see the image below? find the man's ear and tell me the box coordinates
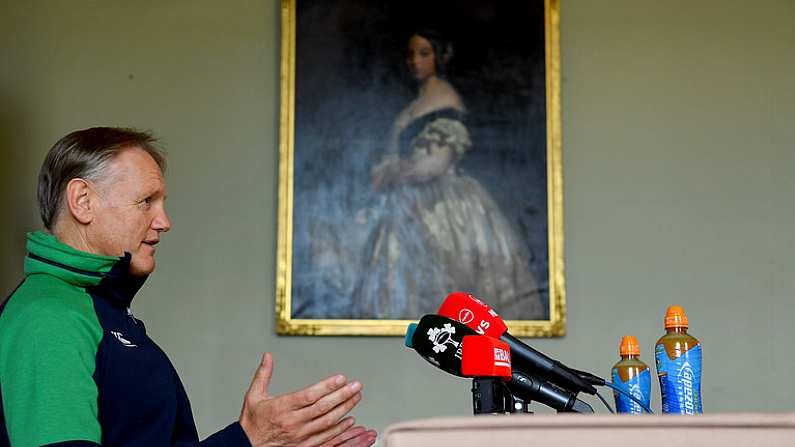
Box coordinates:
[64,178,95,225]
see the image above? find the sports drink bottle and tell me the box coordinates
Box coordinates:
[611,335,651,414]
[655,305,703,414]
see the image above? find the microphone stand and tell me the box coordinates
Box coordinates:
[471,375,594,414]
[471,378,532,415]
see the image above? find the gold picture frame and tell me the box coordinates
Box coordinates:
[276,0,564,336]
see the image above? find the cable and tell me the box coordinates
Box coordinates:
[569,369,654,414]
[603,382,654,414]
[595,390,615,413]
[568,368,655,414]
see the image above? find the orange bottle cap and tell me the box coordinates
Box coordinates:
[664,305,689,329]
[619,335,641,356]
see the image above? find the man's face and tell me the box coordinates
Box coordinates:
[87,147,171,276]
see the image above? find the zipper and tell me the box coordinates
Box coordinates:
[28,252,107,278]
[126,307,138,325]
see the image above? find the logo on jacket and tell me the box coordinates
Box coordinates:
[111,331,138,348]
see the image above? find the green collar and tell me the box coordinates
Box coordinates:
[24,231,147,307]
[25,231,121,287]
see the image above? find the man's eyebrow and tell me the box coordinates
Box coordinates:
[138,183,165,198]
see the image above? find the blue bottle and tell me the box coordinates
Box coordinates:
[655,305,703,414]
[611,335,651,414]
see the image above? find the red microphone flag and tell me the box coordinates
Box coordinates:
[438,292,508,338]
[461,335,512,378]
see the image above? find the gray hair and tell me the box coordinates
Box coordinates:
[37,127,166,230]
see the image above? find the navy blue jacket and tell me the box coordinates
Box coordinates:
[0,232,251,447]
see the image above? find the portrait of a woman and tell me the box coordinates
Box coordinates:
[351,30,544,320]
[285,1,554,330]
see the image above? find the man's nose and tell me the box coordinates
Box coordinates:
[153,208,172,233]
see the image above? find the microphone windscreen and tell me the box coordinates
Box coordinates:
[439,295,598,395]
[438,292,508,338]
[411,314,478,377]
[404,323,417,348]
[461,335,512,378]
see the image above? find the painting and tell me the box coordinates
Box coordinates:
[276,0,564,336]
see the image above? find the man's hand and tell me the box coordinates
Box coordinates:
[317,424,377,447]
[239,353,377,447]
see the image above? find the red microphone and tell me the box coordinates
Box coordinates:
[460,334,593,413]
[439,292,597,395]
[461,335,512,378]
[438,292,507,337]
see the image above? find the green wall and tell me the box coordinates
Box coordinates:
[1,0,794,437]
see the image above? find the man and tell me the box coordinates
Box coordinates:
[0,128,377,447]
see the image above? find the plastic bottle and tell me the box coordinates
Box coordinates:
[655,305,703,414]
[611,335,651,414]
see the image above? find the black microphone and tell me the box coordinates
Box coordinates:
[458,333,592,413]
[409,314,478,376]
[406,315,593,413]
[509,372,593,413]
[500,334,597,395]
[438,292,597,395]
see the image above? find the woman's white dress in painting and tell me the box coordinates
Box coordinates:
[352,108,544,320]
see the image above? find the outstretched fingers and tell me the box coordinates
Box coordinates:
[292,380,362,422]
[331,428,378,447]
[318,424,377,447]
[284,374,349,411]
[298,416,357,447]
[292,389,362,441]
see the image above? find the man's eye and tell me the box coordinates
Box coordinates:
[140,198,152,209]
